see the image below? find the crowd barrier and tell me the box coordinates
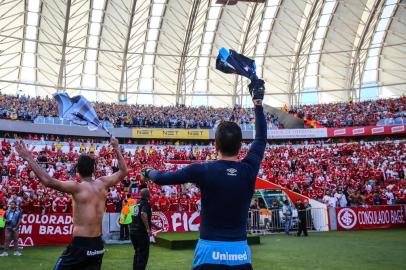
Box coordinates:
[1,118,405,140]
[247,208,328,234]
[3,207,328,247]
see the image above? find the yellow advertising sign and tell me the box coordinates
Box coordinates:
[132,128,209,140]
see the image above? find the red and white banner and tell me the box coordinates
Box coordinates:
[152,211,200,233]
[264,125,406,139]
[328,125,406,138]
[267,128,327,139]
[336,205,406,231]
[15,214,74,247]
[9,212,201,247]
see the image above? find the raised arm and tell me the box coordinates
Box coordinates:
[142,163,204,186]
[14,141,79,194]
[242,99,267,171]
[99,138,128,188]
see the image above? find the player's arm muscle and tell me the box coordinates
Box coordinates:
[100,145,128,188]
[148,163,204,186]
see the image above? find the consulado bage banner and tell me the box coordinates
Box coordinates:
[132,128,209,140]
[336,205,406,231]
[10,212,201,247]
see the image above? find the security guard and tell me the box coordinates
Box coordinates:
[295,199,309,237]
[130,188,152,270]
[119,199,134,240]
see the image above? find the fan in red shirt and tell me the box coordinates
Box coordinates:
[65,196,73,213]
[52,193,67,213]
[8,162,17,176]
[32,195,42,214]
[150,194,160,211]
[189,196,198,212]
[179,194,189,212]
[106,195,116,213]
[169,193,180,212]
[158,194,170,212]
[20,195,33,213]
[42,194,53,214]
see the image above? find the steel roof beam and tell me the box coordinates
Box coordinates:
[118,0,137,103]
[57,0,72,91]
[175,0,201,105]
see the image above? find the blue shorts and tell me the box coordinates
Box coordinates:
[192,239,253,270]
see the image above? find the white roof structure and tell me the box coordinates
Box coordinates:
[0,0,405,107]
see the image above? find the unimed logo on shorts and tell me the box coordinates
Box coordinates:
[337,208,357,229]
[212,251,247,261]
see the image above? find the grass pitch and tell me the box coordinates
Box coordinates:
[1,229,405,270]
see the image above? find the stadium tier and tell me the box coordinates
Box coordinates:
[0,94,281,129]
[290,97,406,128]
[1,138,405,215]
[1,94,405,130]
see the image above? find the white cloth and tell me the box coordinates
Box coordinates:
[328,196,337,208]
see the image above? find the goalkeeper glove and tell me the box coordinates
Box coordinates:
[248,79,265,102]
[140,167,153,180]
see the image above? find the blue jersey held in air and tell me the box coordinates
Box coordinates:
[149,106,267,241]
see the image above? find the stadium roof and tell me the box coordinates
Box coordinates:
[0,0,405,107]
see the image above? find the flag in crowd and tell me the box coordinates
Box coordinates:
[53,92,112,137]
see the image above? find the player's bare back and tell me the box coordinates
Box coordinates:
[70,179,107,237]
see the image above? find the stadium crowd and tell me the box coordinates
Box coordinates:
[290,96,406,127]
[0,138,405,215]
[259,140,406,207]
[0,94,280,129]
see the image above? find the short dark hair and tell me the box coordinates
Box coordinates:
[76,155,95,178]
[215,121,242,156]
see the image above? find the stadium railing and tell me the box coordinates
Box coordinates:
[32,116,278,131]
[34,116,115,129]
[247,208,322,234]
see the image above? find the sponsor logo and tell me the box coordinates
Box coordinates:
[337,208,357,229]
[136,129,153,135]
[334,129,346,136]
[152,212,169,232]
[87,249,105,256]
[227,168,237,176]
[352,128,365,135]
[212,251,248,261]
[371,127,384,134]
[10,237,34,247]
[391,126,405,133]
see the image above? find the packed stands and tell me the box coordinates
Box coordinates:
[0,138,405,214]
[258,140,406,207]
[290,97,406,127]
[0,94,280,129]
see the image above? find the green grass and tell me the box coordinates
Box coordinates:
[1,230,406,270]
[158,232,200,240]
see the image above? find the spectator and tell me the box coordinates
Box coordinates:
[282,200,293,235]
[1,201,22,256]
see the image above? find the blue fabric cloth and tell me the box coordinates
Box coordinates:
[53,93,111,136]
[149,106,267,241]
[216,48,258,81]
[5,209,22,229]
[192,239,251,268]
